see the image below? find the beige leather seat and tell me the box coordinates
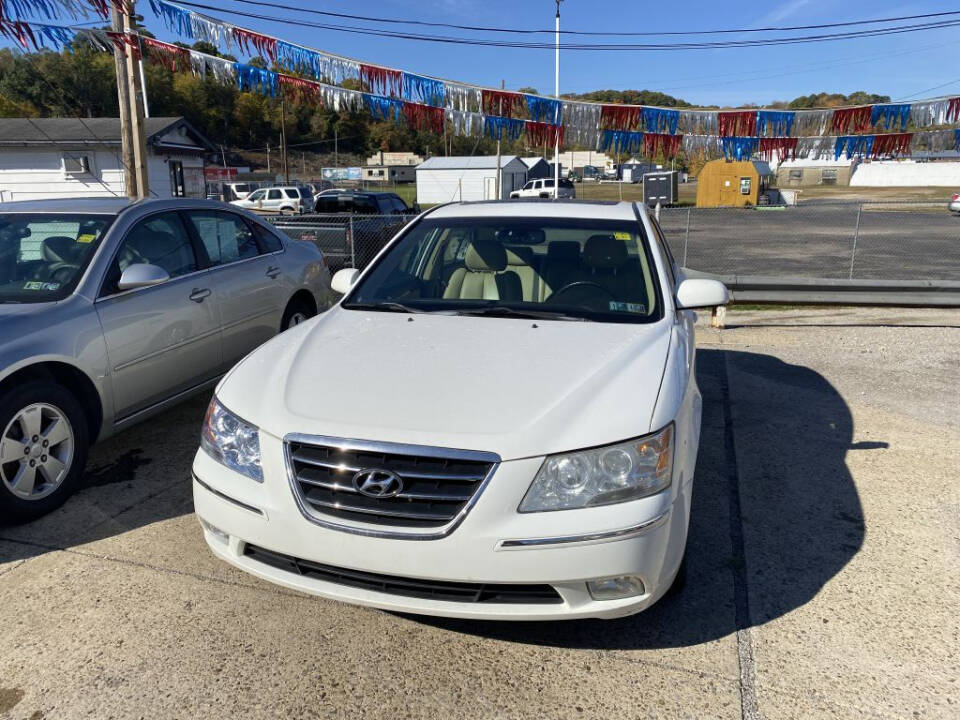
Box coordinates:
[503,246,545,302]
[444,240,522,301]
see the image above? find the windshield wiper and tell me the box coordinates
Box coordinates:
[453,306,589,322]
[342,301,430,314]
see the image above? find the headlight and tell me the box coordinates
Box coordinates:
[519,425,673,512]
[200,398,263,482]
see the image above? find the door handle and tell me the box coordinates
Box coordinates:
[189,288,211,303]
[265,266,281,279]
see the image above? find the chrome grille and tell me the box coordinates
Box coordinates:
[286,436,498,533]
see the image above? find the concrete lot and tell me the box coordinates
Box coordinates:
[1,308,958,719]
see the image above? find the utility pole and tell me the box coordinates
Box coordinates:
[111,5,136,198]
[266,142,271,173]
[554,0,563,199]
[123,1,149,197]
[334,126,339,167]
[495,79,503,200]
[302,152,306,176]
[220,145,227,168]
[280,96,289,183]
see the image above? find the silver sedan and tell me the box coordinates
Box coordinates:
[0,197,332,520]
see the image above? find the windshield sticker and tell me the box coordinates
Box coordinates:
[76,233,96,244]
[614,232,631,241]
[609,301,646,313]
[22,281,60,291]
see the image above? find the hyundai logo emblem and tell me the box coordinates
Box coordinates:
[352,469,404,498]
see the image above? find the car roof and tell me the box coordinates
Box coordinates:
[0,197,139,214]
[428,200,643,221]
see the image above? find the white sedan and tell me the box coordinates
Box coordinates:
[192,200,728,620]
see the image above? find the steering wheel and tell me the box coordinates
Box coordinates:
[47,263,80,285]
[547,281,617,306]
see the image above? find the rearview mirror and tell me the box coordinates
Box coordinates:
[117,263,169,291]
[675,278,729,309]
[331,268,360,295]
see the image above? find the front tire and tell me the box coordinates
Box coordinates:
[281,296,316,331]
[0,381,89,521]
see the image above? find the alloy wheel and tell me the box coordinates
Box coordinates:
[0,403,75,501]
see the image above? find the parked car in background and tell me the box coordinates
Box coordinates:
[510,178,576,199]
[269,191,419,272]
[193,200,729,620]
[232,187,311,214]
[949,192,960,214]
[0,197,331,520]
[224,182,258,201]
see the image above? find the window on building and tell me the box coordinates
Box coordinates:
[62,155,90,174]
[821,169,838,185]
[169,161,185,197]
[788,168,803,182]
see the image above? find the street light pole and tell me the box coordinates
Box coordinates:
[554,0,562,199]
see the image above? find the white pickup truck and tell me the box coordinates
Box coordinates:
[510,178,576,199]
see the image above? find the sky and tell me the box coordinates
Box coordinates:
[11,0,960,106]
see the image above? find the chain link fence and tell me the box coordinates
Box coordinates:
[263,213,415,272]
[658,201,960,282]
[264,201,960,286]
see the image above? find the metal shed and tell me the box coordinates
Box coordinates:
[520,157,551,180]
[416,156,528,203]
[696,160,772,208]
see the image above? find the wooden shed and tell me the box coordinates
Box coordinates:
[696,160,771,207]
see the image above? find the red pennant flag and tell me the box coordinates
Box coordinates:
[831,106,873,134]
[278,74,325,104]
[360,65,403,97]
[481,89,525,118]
[757,137,798,161]
[600,104,642,131]
[403,102,445,134]
[143,37,190,72]
[871,133,912,158]
[718,111,757,137]
[525,121,565,147]
[232,27,278,62]
[643,132,683,159]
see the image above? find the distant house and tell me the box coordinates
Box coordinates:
[362,165,417,183]
[775,158,858,187]
[365,151,423,166]
[520,157,551,179]
[0,116,215,202]
[416,156,527,203]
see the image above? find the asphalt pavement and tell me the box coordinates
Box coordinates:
[0,307,958,719]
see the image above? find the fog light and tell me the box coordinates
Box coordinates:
[200,518,229,545]
[587,575,645,600]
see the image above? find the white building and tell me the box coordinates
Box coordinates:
[366,151,423,166]
[362,165,417,183]
[0,117,214,202]
[416,156,527,203]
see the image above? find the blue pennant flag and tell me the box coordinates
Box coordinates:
[484,116,525,141]
[600,129,644,155]
[402,74,445,106]
[834,135,875,160]
[721,137,759,160]
[870,104,911,132]
[235,63,278,97]
[641,108,679,135]
[276,41,321,79]
[364,94,404,122]
[526,95,562,124]
[149,0,194,39]
[756,110,795,136]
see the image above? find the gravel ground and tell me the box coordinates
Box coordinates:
[0,307,957,720]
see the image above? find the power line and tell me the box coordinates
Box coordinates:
[168,2,960,52]
[215,1,960,38]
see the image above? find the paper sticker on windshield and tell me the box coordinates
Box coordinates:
[76,233,96,244]
[614,232,631,241]
[609,301,645,313]
[22,281,60,291]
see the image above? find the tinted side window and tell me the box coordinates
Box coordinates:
[186,211,260,265]
[250,222,283,253]
[650,219,677,287]
[104,212,197,295]
[267,189,282,200]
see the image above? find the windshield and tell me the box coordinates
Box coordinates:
[344,216,662,323]
[0,213,113,303]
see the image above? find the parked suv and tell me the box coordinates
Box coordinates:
[0,198,332,519]
[193,200,729,620]
[510,178,575,199]
[232,186,311,214]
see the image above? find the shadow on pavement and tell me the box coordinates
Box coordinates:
[406,348,868,649]
[0,394,209,562]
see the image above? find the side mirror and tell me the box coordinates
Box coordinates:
[117,263,169,291]
[675,278,729,309]
[331,268,360,295]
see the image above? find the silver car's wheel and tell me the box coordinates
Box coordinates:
[287,311,309,327]
[0,403,75,501]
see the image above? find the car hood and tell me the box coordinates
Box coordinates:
[219,308,673,460]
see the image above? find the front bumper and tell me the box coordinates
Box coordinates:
[191,440,691,621]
